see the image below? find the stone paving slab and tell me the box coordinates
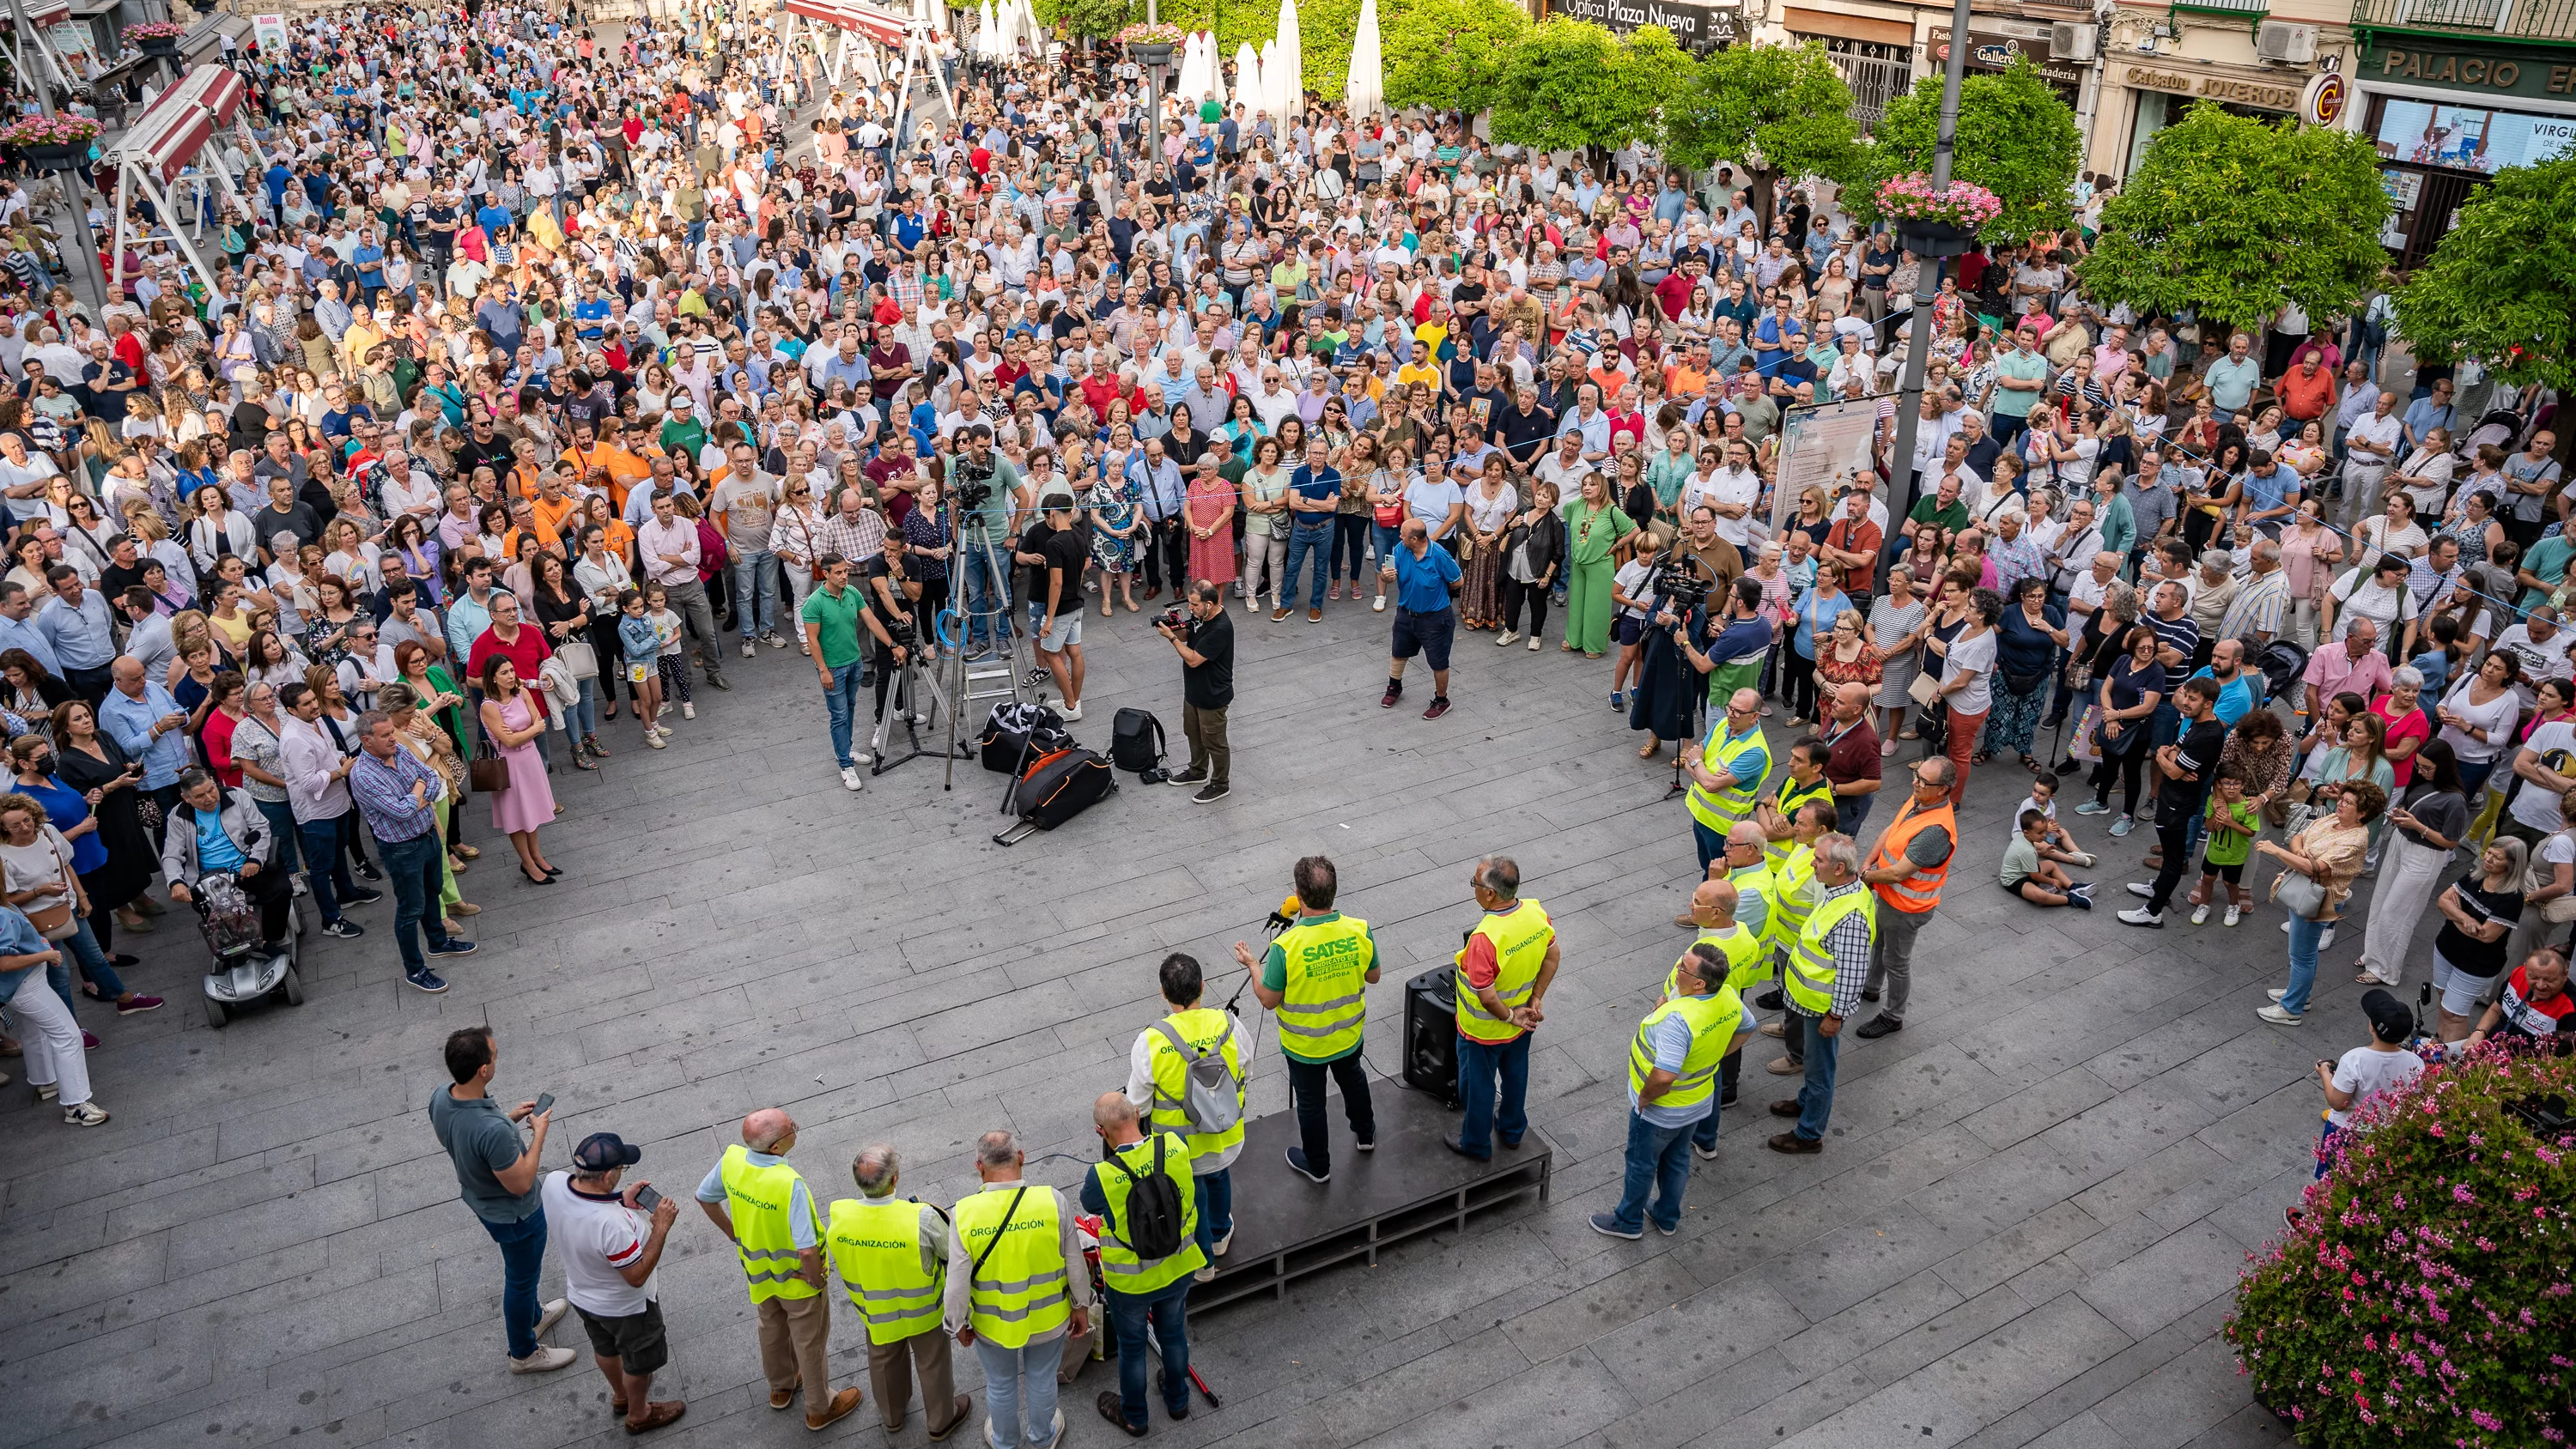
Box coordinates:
[0,590,2360,1449]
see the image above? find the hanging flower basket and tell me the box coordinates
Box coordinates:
[124,20,189,57]
[3,115,102,172]
[1876,173,2002,257]
[1117,21,1181,66]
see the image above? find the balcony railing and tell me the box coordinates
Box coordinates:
[2170,0,2269,15]
[2353,0,2576,41]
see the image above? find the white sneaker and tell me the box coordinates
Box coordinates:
[681,702,696,720]
[1212,1228,1233,1256]
[911,712,931,725]
[646,732,667,749]
[508,1345,579,1373]
[63,1100,108,1127]
[1528,636,1541,651]
[1245,600,1261,615]
[2190,903,2210,925]
[2319,925,2337,950]
[840,766,865,791]
[1372,595,1386,612]
[1058,701,1082,721]
[1497,629,1519,646]
[2268,987,2289,1002]
[2224,904,2241,927]
[741,640,757,658]
[537,1298,569,1337]
[2281,919,2293,935]
[2257,1004,2305,1027]
[2068,851,2098,868]
[851,749,872,765]
[36,1082,58,1101]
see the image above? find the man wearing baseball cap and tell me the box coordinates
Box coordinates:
[543,1133,687,1434]
[2309,988,2426,1186]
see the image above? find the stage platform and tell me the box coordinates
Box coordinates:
[1194,1079,1554,1312]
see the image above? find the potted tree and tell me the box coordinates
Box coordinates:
[2223,1040,2575,1446]
[124,19,191,58]
[1,114,103,173]
[1875,173,2001,258]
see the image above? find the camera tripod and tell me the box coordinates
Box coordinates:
[937,506,1045,791]
[868,623,968,777]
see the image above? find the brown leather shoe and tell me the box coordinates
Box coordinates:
[807,1386,862,1432]
[1308,609,1323,622]
[927,1394,975,1440]
[1768,1100,1800,1118]
[1767,1131,1822,1155]
[624,1401,686,1434]
[769,1385,798,1411]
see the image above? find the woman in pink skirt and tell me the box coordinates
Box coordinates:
[477,658,560,886]
[1185,463,1238,593]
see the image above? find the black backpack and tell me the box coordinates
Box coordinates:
[1107,1136,1186,1262]
[1110,707,1165,773]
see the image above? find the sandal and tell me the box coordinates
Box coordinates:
[1638,741,1658,759]
[458,845,482,860]
[2019,755,2041,773]
[1897,730,1919,741]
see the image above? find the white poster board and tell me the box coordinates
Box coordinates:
[1771,396,1887,537]
[252,13,289,51]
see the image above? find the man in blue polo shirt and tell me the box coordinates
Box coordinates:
[572,281,613,343]
[888,197,927,258]
[1379,518,1463,719]
[1279,439,1341,622]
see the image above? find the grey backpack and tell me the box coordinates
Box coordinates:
[1150,1018,1244,1137]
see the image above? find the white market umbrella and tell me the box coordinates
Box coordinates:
[977,0,998,58]
[1344,0,1381,118]
[1202,32,1226,106]
[1234,42,1263,117]
[1277,0,1302,114]
[1258,37,1281,116]
[1180,31,1205,98]
[1018,0,1040,54]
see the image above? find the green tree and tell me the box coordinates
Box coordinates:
[1861,55,2078,242]
[1381,0,1527,114]
[2393,155,2576,395]
[1031,0,1133,41]
[1489,17,1679,160]
[2078,101,2389,337]
[1662,40,1860,235]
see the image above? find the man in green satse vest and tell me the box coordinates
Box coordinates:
[1234,854,1378,1185]
[1080,1093,1207,1437]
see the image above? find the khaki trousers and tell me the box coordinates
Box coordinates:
[756,1292,835,1412]
[867,1329,963,1433]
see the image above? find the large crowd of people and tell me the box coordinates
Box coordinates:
[0,0,2570,1440]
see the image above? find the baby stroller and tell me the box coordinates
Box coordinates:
[2254,638,2310,716]
[197,870,306,1029]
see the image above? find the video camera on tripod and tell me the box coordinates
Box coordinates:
[1645,544,1716,616]
[950,451,999,515]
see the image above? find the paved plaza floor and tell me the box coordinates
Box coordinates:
[0,597,2332,1449]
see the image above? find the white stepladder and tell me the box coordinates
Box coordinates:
[102,64,265,305]
[776,0,951,139]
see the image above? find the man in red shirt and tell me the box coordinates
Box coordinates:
[466,591,558,755]
[1451,856,1561,1161]
[2466,949,2572,1048]
[1654,255,1704,322]
[2275,353,2338,426]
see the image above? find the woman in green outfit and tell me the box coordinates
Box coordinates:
[1559,471,1639,658]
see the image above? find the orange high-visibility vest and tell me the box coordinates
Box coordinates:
[1866,795,1954,914]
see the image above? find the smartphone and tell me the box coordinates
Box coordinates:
[633,1185,664,1212]
[532,1092,556,1118]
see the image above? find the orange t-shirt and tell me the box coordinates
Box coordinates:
[2277,365,2336,422]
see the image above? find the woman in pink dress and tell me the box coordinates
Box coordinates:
[477,658,560,886]
[1185,467,1238,591]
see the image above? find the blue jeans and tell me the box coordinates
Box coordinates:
[971,1334,1060,1449]
[299,815,359,924]
[1840,791,1874,836]
[1609,1109,1695,1234]
[1691,1081,1728,1152]
[1281,521,1332,609]
[58,917,125,999]
[1193,1168,1231,1261]
[1692,819,1724,875]
[380,830,453,977]
[1455,1031,1529,1156]
[821,659,866,767]
[2282,914,2327,1016]
[961,539,1012,648]
[256,797,301,870]
[572,676,599,741]
[1794,1013,1840,1141]
[480,1208,549,1361]
[1104,1279,1191,1430]
[1371,522,1403,579]
[733,547,778,639]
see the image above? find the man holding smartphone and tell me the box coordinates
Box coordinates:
[544,1133,688,1435]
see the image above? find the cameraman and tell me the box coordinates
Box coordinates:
[864,530,924,731]
[1156,579,1232,803]
[1630,545,1718,758]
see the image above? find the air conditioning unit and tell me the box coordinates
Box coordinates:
[2257,20,2318,64]
[2049,21,2099,60]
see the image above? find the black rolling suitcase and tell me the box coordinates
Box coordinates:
[995,748,1117,844]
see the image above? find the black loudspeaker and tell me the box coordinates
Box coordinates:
[1402,967,1464,1107]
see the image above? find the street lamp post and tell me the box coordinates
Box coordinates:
[1877,0,1977,579]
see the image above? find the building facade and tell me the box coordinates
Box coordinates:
[2344,6,2576,265]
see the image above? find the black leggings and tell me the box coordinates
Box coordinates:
[1502,576,1552,637]
[1785,649,1820,719]
[2090,745,2148,817]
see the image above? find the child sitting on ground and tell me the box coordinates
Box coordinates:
[2003,808,2093,909]
[2014,777,2097,868]
[2189,765,2260,925]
